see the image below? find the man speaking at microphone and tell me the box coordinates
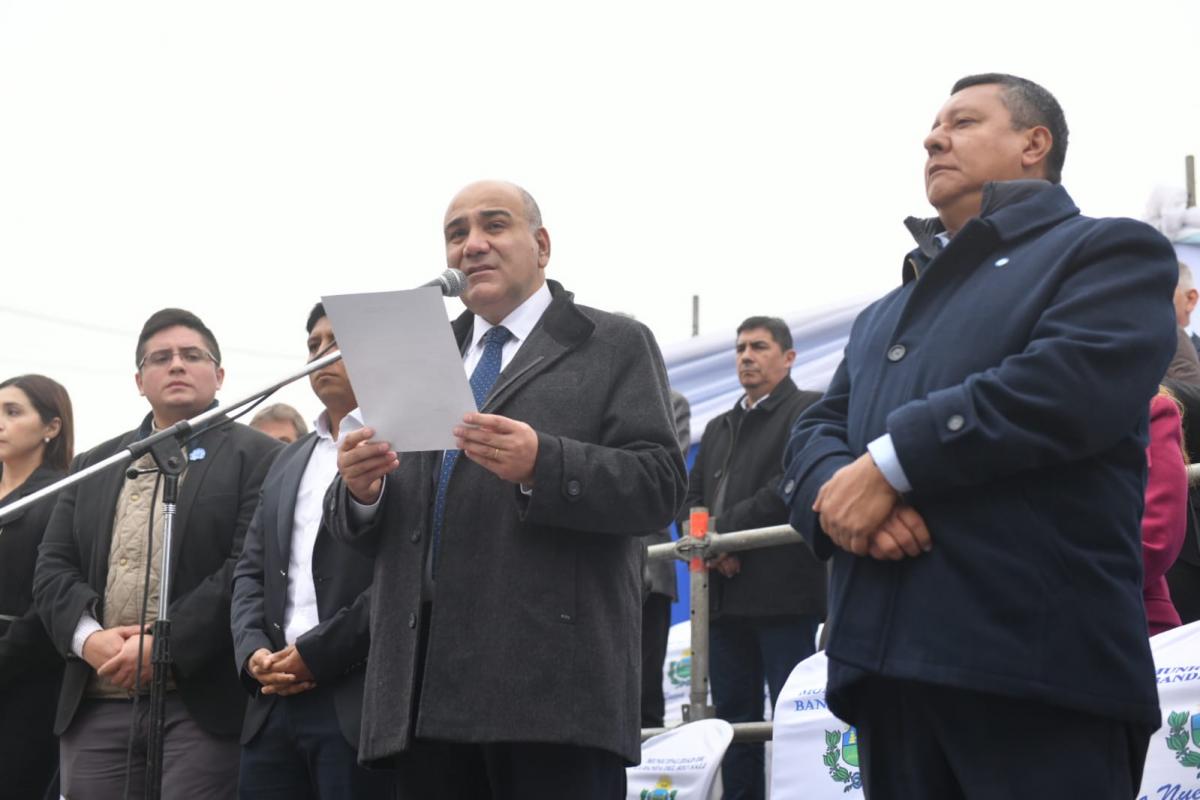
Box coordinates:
[323,180,686,798]
[780,74,1177,798]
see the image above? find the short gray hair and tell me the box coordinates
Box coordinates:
[514,184,543,231]
[250,403,307,440]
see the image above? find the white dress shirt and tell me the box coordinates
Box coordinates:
[283,408,364,644]
[463,281,552,375]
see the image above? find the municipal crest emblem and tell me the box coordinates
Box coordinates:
[667,650,692,688]
[1166,710,1200,775]
[640,776,677,800]
[823,726,863,792]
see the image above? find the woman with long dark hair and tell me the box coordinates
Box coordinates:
[0,374,74,798]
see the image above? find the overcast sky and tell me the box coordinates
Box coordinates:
[1,0,1197,449]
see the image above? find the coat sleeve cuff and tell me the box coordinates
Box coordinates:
[886,383,973,493]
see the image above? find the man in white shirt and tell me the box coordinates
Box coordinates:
[324,180,687,798]
[231,303,392,798]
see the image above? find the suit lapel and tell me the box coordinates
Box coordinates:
[482,324,565,413]
[444,280,594,416]
[277,434,319,558]
[169,423,232,593]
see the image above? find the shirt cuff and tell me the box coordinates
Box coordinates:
[867,434,913,494]
[348,477,385,525]
[71,613,104,659]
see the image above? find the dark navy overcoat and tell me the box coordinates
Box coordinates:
[781,183,1178,729]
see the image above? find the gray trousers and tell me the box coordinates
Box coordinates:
[60,694,239,800]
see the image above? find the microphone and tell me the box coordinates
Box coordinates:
[421,268,467,297]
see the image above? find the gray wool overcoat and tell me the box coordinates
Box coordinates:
[324,280,687,766]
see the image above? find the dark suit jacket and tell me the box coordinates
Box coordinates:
[325,280,687,766]
[231,431,376,747]
[34,416,281,737]
[0,465,65,795]
[683,376,825,617]
[781,182,1176,730]
[0,465,66,684]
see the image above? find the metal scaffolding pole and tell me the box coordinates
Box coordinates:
[682,507,715,722]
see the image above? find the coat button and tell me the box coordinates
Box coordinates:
[411,529,421,543]
[272,622,281,630]
[887,344,907,362]
[946,414,965,432]
[783,479,795,495]
[279,569,287,577]
[566,480,581,497]
[714,468,723,479]
[408,613,417,629]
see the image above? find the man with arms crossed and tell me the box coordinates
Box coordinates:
[324,180,686,799]
[231,303,392,798]
[780,75,1178,798]
[34,308,281,799]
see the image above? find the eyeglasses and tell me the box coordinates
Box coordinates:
[138,347,219,370]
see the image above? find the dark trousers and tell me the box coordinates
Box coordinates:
[0,671,60,800]
[239,687,393,799]
[390,739,626,800]
[1167,558,1200,624]
[709,614,818,800]
[59,694,239,800]
[640,592,673,728]
[851,677,1151,800]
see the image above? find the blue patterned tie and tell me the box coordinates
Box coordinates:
[431,325,512,572]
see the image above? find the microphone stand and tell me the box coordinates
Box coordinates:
[0,350,341,526]
[0,349,342,800]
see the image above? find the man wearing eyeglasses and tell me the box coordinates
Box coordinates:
[34,308,282,800]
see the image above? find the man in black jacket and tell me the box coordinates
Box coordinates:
[34,308,282,799]
[681,315,823,800]
[231,304,392,798]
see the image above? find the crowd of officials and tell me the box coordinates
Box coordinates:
[0,72,1195,800]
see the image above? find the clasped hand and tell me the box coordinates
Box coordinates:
[84,625,153,690]
[247,644,317,696]
[813,453,933,560]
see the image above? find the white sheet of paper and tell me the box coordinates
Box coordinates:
[320,287,474,453]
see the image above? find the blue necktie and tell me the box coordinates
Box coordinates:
[431,325,512,572]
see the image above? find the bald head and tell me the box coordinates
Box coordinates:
[446,181,542,233]
[443,180,551,324]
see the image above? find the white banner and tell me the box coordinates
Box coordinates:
[770,651,862,799]
[627,719,733,800]
[1138,621,1200,799]
[662,622,702,726]
[767,621,1200,799]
